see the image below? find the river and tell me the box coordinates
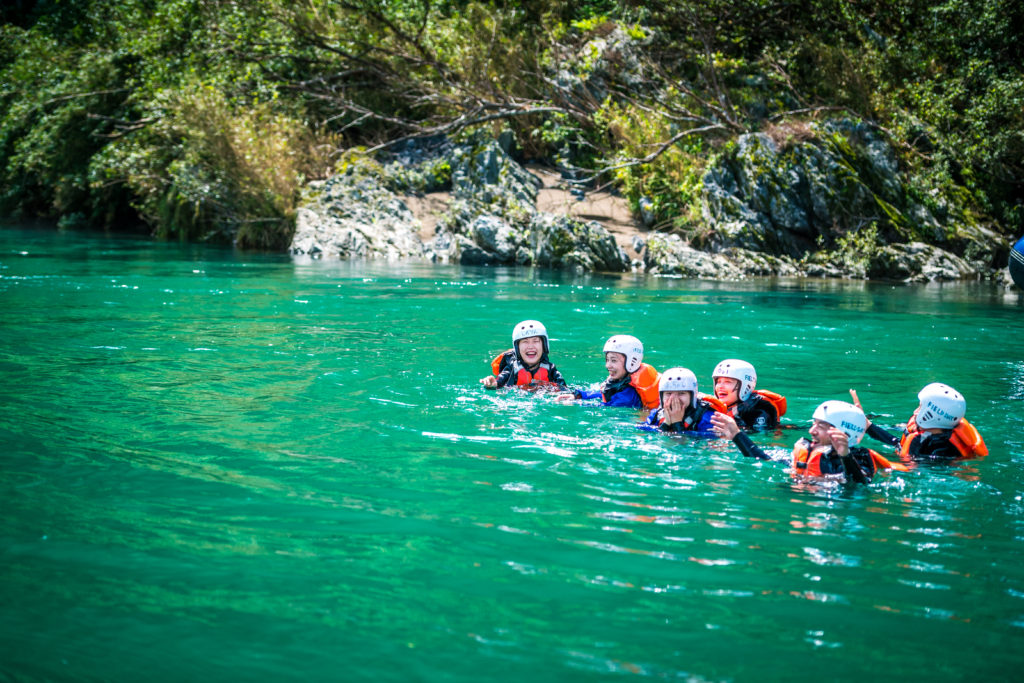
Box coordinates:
[2,226,1023,681]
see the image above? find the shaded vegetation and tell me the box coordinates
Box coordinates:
[1,0,1020,249]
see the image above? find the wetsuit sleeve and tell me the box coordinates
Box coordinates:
[688,410,719,438]
[636,410,660,432]
[865,423,899,446]
[603,387,643,409]
[494,367,515,388]
[732,432,770,460]
[574,387,604,401]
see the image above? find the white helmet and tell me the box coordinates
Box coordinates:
[812,400,867,445]
[512,320,548,357]
[659,367,698,397]
[712,359,757,401]
[916,383,965,429]
[603,335,644,374]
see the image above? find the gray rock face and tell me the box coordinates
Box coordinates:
[291,138,629,272]
[551,26,650,106]
[528,213,629,272]
[640,231,978,283]
[696,119,1004,280]
[642,233,799,280]
[290,121,1003,281]
[867,242,975,282]
[290,171,425,261]
[702,124,893,257]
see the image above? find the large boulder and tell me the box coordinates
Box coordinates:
[528,213,629,272]
[702,122,905,257]
[291,137,630,273]
[867,242,976,282]
[643,233,799,279]
[698,119,1005,280]
[290,170,425,261]
[448,142,539,216]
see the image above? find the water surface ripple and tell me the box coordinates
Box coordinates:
[2,228,1023,681]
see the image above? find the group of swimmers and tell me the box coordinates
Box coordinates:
[479,319,989,484]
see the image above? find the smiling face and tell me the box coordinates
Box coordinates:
[605,352,628,381]
[808,419,835,448]
[517,336,545,366]
[714,376,741,406]
[661,390,692,413]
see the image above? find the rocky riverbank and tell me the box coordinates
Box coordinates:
[291,126,1009,282]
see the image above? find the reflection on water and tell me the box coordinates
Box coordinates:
[2,227,1024,682]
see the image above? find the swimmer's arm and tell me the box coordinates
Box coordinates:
[712,412,769,459]
[849,388,898,445]
[574,387,603,401]
[486,368,513,389]
[603,387,642,408]
[733,431,771,460]
[849,389,874,429]
[865,423,899,446]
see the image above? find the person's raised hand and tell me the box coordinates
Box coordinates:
[848,389,872,429]
[711,412,740,440]
[828,427,850,457]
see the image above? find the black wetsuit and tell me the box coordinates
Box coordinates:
[493,350,567,389]
[733,394,780,431]
[865,423,959,459]
[730,434,877,483]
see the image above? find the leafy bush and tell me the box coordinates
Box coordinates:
[90,83,328,248]
[594,99,709,231]
[1,0,1021,250]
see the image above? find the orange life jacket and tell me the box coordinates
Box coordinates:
[490,349,558,387]
[630,363,661,410]
[899,413,988,460]
[792,439,908,480]
[515,363,553,386]
[698,393,729,415]
[752,389,787,418]
[490,349,514,376]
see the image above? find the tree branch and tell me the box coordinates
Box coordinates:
[574,123,728,183]
[362,106,570,153]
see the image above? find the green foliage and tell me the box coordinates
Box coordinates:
[0,22,132,222]
[782,0,1024,236]
[0,0,1021,247]
[91,82,324,247]
[594,99,708,231]
[830,221,881,276]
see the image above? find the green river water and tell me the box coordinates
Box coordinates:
[2,226,1023,682]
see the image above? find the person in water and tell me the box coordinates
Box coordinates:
[711,358,786,430]
[850,383,988,460]
[642,367,724,435]
[711,399,906,484]
[481,319,567,390]
[556,335,659,409]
